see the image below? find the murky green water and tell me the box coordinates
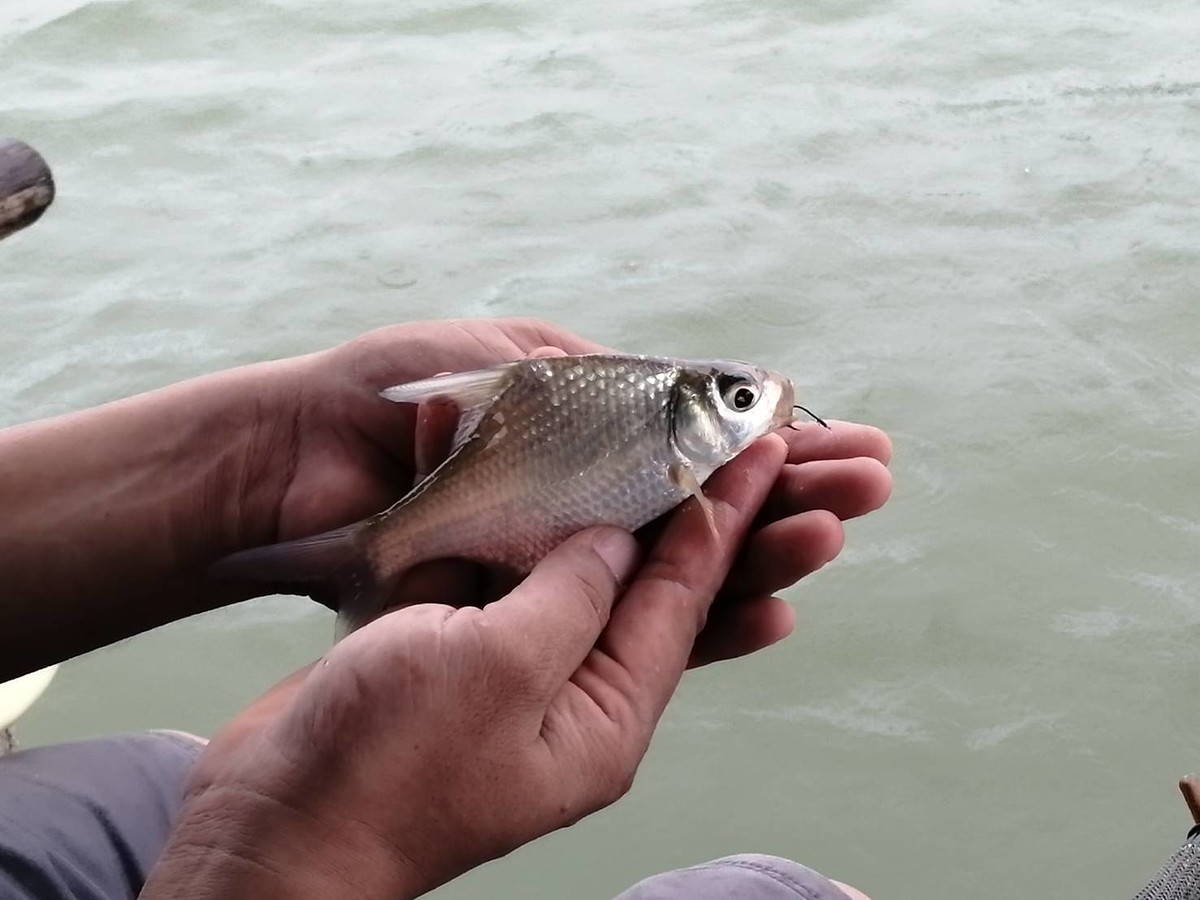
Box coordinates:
[4,0,1200,896]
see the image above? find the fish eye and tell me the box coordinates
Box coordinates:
[718,375,760,412]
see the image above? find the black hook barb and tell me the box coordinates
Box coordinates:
[790,404,831,430]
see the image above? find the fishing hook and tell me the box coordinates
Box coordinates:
[790,404,831,430]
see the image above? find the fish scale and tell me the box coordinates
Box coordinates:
[368,358,689,575]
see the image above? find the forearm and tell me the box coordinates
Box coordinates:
[0,361,300,678]
[140,784,425,900]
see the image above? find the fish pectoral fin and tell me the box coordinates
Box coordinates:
[669,462,718,539]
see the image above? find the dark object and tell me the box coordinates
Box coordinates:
[1129,777,1200,899]
[1131,826,1200,900]
[0,139,55,242]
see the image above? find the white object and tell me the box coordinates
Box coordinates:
[0,665,58,729]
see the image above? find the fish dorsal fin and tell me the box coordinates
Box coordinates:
[380,363,519,452]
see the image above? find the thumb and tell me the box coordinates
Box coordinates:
[487,527,640,693]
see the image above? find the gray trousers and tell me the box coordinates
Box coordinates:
[0,733,849,900]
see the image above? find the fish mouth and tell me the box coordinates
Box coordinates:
[768,374,796,429]
[771,375,830,431]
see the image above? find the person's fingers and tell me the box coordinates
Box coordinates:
[779,421,892,466]
[688,595,796,668]
[594,435,788,729]
[487,526,640,694]
[517,319,612,356]
[409,345,571,484]
[411,348,579,480]
[832,881,873,900]
[356,319,604,376]
[355,324,605,471]
[724,510,844,599]
[413,398,459,483]
[761,457,893,523]
[525,345,568,360]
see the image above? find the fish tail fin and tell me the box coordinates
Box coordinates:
[209,523,392,640]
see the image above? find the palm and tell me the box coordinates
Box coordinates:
[173,427,886,900]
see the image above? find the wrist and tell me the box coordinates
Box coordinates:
[0,356,308,676]
[162,358,306,557]
[143,781,427,900]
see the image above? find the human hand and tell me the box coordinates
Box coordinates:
[235,318,891,664]
[252,318,606,545]
[689,418,891,667]
[0,313,889,681]
[142,437,792,899]
[0,318,590,679]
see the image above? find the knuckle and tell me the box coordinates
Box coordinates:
[571,556,616,628]
[636,554,712,633]
[582,723,645,807]
[482,626,547,695]
[501,653,546,697]
[518,315,554,336]
[714,474,764,527]
[594,756,637,807]
[639,550,698,595]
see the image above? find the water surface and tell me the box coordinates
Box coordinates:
[4,1,1200,897]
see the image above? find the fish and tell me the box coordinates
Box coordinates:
[212,353,809,637]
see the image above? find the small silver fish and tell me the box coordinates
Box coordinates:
[214,353,802,636]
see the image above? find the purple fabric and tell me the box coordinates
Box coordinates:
[0,732,203,900]
[0,734,850,900]
[615,854,852,900]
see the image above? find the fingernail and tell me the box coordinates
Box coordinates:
[594,529,638,584]
[526,346,568,360]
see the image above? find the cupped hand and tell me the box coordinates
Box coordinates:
[265,318,606,542]
[144,438,792,899]
[251,317,891,663]
[691,418,891,667]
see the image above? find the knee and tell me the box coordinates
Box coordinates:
[710,855,871,900]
